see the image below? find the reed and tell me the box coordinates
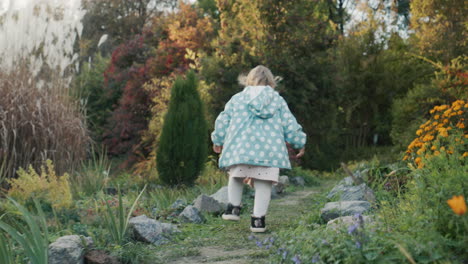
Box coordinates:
[0,64,90,184]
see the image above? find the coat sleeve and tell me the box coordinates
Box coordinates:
[279,97,307,149]
[211,99,234,146]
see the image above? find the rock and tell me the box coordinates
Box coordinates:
[290,176,305,186]
[338,176,354,186]
[279,175,290,185]
[84,250,121,264]
[327,183,375,203]
[320,201,372,222]
[48,235,93,264]
[170,199,186,209]
[128,215,178,245]
[271,185,280,198]
[179,205,205,223]
[326,215,375,231]
[273,182,285,195]
[210,186,229,208]
[193,194,224,214]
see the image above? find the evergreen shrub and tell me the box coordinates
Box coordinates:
[157,71,207,186]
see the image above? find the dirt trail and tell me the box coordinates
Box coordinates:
[166,187,321,264]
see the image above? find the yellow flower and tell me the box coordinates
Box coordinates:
[447,195,467,216]
[463,152,468,157]
[438,128,449,137]
[416,148,425,155]
[434,115,440,120]
[434,151,441,156]
[430,109,436,114]
[416,129,423,136]
[456,122,465,129]
[430,145,437,150]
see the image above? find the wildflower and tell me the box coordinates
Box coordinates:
[269,237,275,243]
[463,152,468,157]
[414,157,422,166]
[256,241,263,248]
[248,235,255,240]
[282,250,288,260]
[447,195,467,216]
[355,241,362,249]
[321,239,329,245]
[312,254,320,263]
[291,255,301,264]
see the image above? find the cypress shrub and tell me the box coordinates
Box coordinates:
[156,71,207,186]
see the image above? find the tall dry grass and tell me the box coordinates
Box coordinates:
[0,65,90,186]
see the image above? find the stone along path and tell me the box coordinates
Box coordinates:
[155,183,332,264]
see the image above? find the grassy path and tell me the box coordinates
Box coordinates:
[152,181,335,264]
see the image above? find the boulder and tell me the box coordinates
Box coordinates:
[128,215,178,245]
[290,176,305,187]
[327,183,375,203]
[337,176,354,186]
[193,194,224,214]
[84,250,121,264]
[320,201,372,222]
[48,235,93,264]
[279,175,290,185]
[210,186,229,208]
[179,205,205,223]
[170,199,186,209]
[326,215,375,231]
[273,182,285,195]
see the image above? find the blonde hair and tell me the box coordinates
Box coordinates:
[238,65,281,88]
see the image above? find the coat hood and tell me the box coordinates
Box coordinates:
[242,86,278,119]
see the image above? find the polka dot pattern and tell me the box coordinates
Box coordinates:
[211,86,306,169]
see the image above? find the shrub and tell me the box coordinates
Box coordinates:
[403,99,467,168]
[0,65,89,183]
[391,56,467,149]
[7,160,73,210]
[157,71,208,186]
[73,54,111,139]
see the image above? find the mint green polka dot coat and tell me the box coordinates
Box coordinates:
[211,85,307,169]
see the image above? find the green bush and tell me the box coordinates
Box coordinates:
[391,83,446,149]
[156,71,208,186]
[73,54,111,139]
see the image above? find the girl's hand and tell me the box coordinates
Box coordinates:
[296,147,305,158]
[213,145,223,153]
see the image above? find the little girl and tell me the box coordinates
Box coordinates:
[211,65,306,232]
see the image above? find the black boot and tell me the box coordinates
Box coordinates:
[222,203,241,221]
[250,215,266,232]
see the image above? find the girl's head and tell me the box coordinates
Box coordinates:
[239,65,279,88]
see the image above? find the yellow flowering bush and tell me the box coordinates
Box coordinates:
[403,99,468,168]
[8,160,73,209]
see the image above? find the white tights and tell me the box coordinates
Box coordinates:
[228,176,272,217]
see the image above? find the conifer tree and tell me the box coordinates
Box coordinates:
[156,71,208,186]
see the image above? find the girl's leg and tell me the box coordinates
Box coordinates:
[253,179,272,217]
[228,176,244,206]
